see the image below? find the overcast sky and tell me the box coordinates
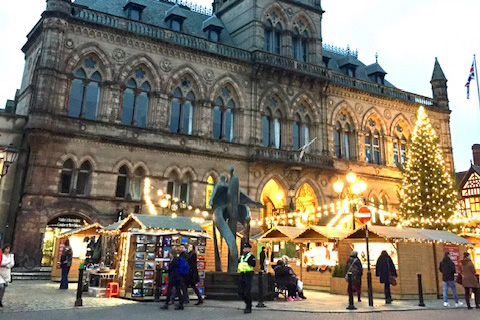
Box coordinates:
[1,0,479,171]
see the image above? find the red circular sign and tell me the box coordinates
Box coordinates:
[356,206,372,224]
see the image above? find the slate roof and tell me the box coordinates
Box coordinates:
[365,62,387,75]
[104,213,206,232]
[72,0,398,88]
[431,57,447,81]
[345,225,472,245]
[73,0,234,45]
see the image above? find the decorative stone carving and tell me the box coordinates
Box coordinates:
[328,99,334,106]
[321,179,327,187]
[160,59,172,72]
[355,104,364,114]
[287,87,294,96]
[112,48,126,62]
[410,115,417,124]
[243,79,249,88]
[65,38,74,49]
[384,109,392,120]
[203,69,215,83]
[287,7,294,16]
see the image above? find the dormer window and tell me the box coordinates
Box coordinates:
[209,29,220,42]
[124,1,146,22]
[203,15,224,43]
[165,5,187,32]
[171,18,182,31]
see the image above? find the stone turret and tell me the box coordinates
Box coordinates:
[431,57,449,109]
[46,0,72,15]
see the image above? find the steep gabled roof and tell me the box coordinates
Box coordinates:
[431,57,447,81]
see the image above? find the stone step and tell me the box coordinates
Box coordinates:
[12,270,51,281]
[205,292,240,301]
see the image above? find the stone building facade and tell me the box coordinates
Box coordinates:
[8,0,453,266]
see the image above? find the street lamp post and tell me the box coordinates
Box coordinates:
[333,172,367,230]
[1,144,19,179]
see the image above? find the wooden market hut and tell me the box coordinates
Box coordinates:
[51,223,104,281]
[106,213,210,300]
[460,233,480,271]
[343,225,473,299]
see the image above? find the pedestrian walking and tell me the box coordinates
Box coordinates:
[59,240,72,289]
[238,242,256,314]
[0,244,14,308]
[161,247,188,310]
[439,252,462,307]
[375,250,397,304]
[459,252,480,309]
[346,251,363,302]
[184,244,203,305]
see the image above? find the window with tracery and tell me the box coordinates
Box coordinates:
[68,57,102,120]
[292,20,309,62]
[122,68,151,127]
[262,97,282,149]
[334,112,355,160]
[170,78,195,135]
[365,118,382,164]
[264,12,283,54]
[393,125,407,165]
[213,86,235,141]
[292,104,311,150]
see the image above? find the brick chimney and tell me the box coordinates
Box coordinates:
[473,144,480,165]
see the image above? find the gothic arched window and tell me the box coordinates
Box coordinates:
[393,125,408,165]
[170,78,195,135]
[122,68,151,127]
[365,119,382,164]
[262,97,282,149]
[334,112,355,160]
[76,161,92,196]
[213,86,235,141]
[292,106,311,150]
[130,167,145,201]
[115,165,129,199]
[292,29,308,61]
[59,159,75,195]
[264,13,282,54]
[68,57,102,120]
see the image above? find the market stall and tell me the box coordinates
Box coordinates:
[343,225,473,298]
[107,214,210,300]
[460,233,480,271]
[51,223,104,281]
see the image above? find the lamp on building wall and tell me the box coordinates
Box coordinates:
[332,172,367,229]
[1,144,19,178]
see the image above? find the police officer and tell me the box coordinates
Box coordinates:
[238,242,256,314]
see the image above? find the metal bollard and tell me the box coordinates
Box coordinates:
[256,271,267,308]
[346,272,357,310]
[417,273,425,307]
[74,266,85,307]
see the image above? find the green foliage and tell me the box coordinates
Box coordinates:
[332,263,347,278]
[398,106,457,230]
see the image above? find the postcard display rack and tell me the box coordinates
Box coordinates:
[125,233,207,300]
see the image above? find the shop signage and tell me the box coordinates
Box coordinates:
[444,244,460,269]
[48,216,86,229]
[356,206,372,224]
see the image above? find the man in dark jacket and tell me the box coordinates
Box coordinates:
[439,252,462,307]
[375,250,397,304]
[259,247,267,273]
[161,248,186,310]
[238,242,256,314]
[274,260,297,300]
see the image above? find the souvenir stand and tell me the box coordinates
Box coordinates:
[50,223,104,282]
[107,213,210,300]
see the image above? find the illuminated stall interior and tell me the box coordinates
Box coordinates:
[460,233,480,271]
[295,183,318,213]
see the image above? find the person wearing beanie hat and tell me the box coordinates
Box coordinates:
[238,242,256,314]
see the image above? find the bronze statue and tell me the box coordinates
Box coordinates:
[210,165,263,273]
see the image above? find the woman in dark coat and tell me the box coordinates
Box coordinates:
[375,250,397,304]
[346,251,363,302]
[59,240,72,289]
[459,252,480,309]
[273,260,297,301]
[185,244,203,305]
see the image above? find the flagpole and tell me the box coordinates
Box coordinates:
[474,54,480,112]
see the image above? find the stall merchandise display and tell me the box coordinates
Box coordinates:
[129,234,206,299]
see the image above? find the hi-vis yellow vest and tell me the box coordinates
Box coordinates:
[238,253,254,273]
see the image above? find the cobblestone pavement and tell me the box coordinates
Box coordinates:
[0,280,467,315]
[3,304,480,320]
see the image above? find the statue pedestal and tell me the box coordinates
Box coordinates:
[205,271,275,301]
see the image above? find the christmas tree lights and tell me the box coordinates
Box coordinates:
[398,106,457,230]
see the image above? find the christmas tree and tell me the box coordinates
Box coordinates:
[398,106,457,230]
